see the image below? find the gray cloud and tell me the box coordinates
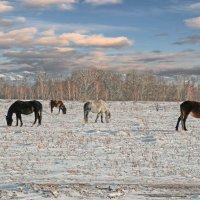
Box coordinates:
[2,48,199,75]
[157,66,200,76]
[154,32,169,37]
[84,0,123,6]
[174,34,200,45]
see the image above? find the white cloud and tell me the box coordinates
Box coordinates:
[35,36,63,46]
[84,0,122,6]
[59,3,74,10]
[60,33,133,48]
[185,16,200,29]
[21,0,77,9]
[188,2,200,10]
[0,27,37,48]
[0,26,132,49]
[0,1,13,13]
[54,47,75,53]
[15,17,27,23]
[40,29,55,37]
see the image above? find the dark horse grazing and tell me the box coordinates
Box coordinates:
[84,100,111,123]
[50,100,66,114]
[6,100,42,126]
[176,100,200,131]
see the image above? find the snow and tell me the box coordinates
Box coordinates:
[0,100,200,199]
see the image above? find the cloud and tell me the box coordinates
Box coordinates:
[174,35,200,45]
[2,47,200,75]
[84,0,123,6]
[185,16,200,29]
[136,52,181,63]
[40,29,55,37]
[21,0,77,9]
[59,3,74,10]
[60,33,133,48]
[2,48,80,73]
[0,27,132,49]
[15,17,27,23]
[188,2,200,10]
[0,27,37,48]
[154,32,169,37]
[0,1,13,13]
[35,36,66,46]
[21,0,123,10]
[54,47,75,53]
[75,35,132,48]
[0,17,26,28]
[158,66,200,76]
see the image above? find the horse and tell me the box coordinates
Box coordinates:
[50,100,66,114]
[6,100,42,127]
[176,100,200,131]
[84,100,111,123]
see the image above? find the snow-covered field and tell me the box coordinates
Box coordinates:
[0,100,200,199]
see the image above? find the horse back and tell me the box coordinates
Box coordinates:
[50,100,63,107]
[94,100,108,112]
[31,100,42,111]
[181,101,200,118]
[85,100,108,113]
[10,100,42,115]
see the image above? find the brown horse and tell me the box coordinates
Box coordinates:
[50,100,66,114]
[176,100,200,131]
[84,99,111,123]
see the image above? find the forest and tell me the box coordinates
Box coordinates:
[0,69,198,101]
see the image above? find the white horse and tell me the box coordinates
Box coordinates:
[83,100,111,123]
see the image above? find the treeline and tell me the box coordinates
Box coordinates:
[0,69,199,101]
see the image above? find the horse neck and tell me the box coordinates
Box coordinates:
[7,106,14,118]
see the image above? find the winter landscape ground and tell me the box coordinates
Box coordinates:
[0,100,200,199]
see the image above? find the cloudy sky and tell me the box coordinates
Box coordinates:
[1,0,200,75]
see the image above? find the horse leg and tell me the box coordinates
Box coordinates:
[18,114,23,127]
[84,110,89,123]
[101,113,104,123]
[181,111,189,131]
[183,115,189,131]
[95,113,101,123]
[16,114,18,126]
[175,116,181,131]
[51,105,53,113]
[38,111,42,125]
[32,111,38,126]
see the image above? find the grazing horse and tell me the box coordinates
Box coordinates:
[176,100,200,131]
[84,100,111,123]
[50,100,66,114]
[6,100,42,127]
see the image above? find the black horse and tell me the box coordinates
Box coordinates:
[50,100,66,114]
[6,100,43,126]
[176,100,200,131]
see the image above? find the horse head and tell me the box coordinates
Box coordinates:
[6,115,13,126]
[105,110,111,123]
[61,105,67,114]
